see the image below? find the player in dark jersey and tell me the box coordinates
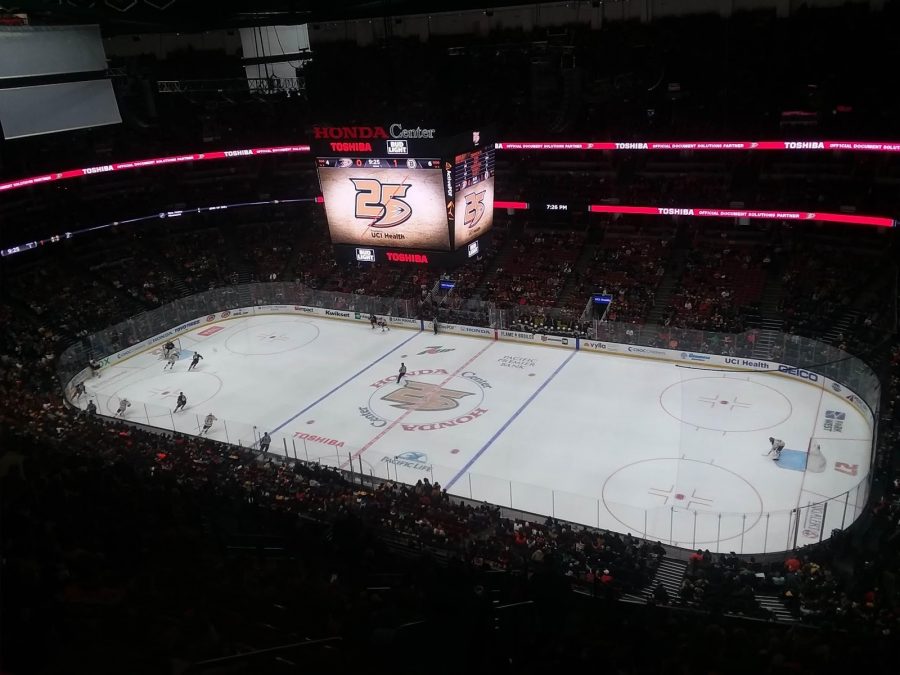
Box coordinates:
[174,392,187,413]
[188,352,203,371]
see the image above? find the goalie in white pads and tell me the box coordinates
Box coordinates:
[767,437,785,461]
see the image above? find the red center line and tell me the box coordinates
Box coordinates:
[342,340,495,468]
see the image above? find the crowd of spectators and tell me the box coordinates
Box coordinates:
[3,4,900,668]
[483,228,586,309]
[2,257,900,670]
[663,238,768,334]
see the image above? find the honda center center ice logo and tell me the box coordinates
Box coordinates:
[359,368,492,431]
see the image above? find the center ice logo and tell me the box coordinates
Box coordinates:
[358,368,491,431]
[351,178,412,228]
[382,380,473,411]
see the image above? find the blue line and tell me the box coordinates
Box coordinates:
[267,331,419,437]
[445,349,577,489]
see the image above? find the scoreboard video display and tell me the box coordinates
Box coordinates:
[453,146,495,249]
[316,157,451,251]
[313,124,494,266]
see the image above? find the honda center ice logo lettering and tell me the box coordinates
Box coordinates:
[358,369,491,431]
[351,178,412,227]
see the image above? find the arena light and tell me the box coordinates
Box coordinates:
[0,144,311,194]
[587,204,895,228]
[495,140,900,152]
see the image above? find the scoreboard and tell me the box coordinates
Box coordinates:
[453,146,496,249]
[312,124,495,266]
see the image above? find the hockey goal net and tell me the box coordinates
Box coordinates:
[153,337,182,359]
[806,439,827,473]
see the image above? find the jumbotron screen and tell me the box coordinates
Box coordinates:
[316,157,451,251]
[452,146,495,249]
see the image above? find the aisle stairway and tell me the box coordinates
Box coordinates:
[755,593,797,623]
[622,558,686,603]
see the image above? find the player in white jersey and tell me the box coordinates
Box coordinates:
[115,398,131,418]
[378,317,389,332]
[199,413,217,435]
[767,437,785,461]
[164,351,179,371]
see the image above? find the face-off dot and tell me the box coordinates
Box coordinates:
[450,448,460,454]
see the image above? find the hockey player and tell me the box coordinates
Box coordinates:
[433,316,439,335]
[378,317,389,332]
[199,413,217,436]
[86,399,97,415]
[164,351,179,371]
[767,437,785,461]
[370,313,378,330]
[115,398,131,418]
[74,381,86,400]
[188,352,203,371]
[164,341,176,358]
[396,362,407,384]
[174,392,187,413]
[259,431,271,454]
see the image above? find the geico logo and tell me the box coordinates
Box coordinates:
[778,365,819,381]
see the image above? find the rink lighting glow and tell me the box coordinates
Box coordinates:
[0,144,311,194]
[492,201,894,228]
[586,204,895,228]
[495,140,900,152]
[5,137,900,197]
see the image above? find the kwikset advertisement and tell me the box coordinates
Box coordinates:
[317,162,451,251]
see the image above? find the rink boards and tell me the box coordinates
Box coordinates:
[69,303,878,554]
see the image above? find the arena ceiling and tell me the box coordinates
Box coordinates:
[3,0,538,33]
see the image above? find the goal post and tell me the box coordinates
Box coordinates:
[155,337,182,359]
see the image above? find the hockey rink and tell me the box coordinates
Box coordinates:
[79,314,874,553]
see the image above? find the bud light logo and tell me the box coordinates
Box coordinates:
[778,365,819,382]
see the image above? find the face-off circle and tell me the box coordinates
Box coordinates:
[659,375,792,432]
[224,320,320,356]
[110,371,223,418]
[602,457,764,546]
